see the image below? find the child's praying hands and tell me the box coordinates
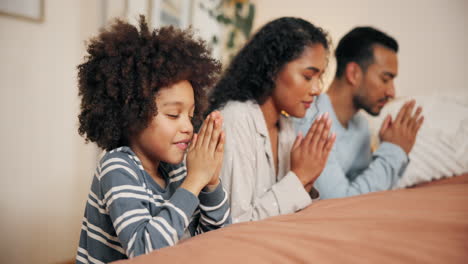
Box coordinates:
[183,111,225,195]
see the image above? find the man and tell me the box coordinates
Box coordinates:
[295,27,424,199]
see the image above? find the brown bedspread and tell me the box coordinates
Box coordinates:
[115,174,468,264]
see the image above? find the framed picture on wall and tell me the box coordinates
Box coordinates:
[149,0,192,29]
[0,0,44,23]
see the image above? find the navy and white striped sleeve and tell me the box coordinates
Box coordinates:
[196,182,232,234]
[99,155,199,258]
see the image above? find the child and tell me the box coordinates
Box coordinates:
[76,16,231,263]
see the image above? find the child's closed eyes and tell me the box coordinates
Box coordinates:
[166,113,194,120]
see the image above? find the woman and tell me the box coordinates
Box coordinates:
[208,17,336,223]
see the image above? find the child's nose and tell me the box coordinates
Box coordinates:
[181,117,193,134]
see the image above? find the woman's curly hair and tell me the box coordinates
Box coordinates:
[78,16,220,150]
[208,17,330,113]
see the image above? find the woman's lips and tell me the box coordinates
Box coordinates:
[303,100,314,109]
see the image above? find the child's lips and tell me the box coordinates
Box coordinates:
[174,139,190,150]
[175,142,188,150]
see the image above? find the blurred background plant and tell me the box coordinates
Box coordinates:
[199,0,255,67]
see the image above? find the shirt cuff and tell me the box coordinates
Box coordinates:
[172,187,199,221]
[199,181,226,208]
[271,171,312,214]
[309,186,321,201]
[376,142,410,175]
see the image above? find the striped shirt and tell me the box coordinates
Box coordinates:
[76,147,231,263]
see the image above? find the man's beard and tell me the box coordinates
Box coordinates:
[353,95,386,116]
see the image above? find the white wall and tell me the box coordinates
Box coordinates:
[254,0,468,100]
[191,0,223,60]
[0,0,100,263]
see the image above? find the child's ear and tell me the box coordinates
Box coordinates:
[345,62,363,87]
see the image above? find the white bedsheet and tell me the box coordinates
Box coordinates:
[367,95,468,188]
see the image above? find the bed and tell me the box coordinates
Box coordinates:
[113,174,468,264]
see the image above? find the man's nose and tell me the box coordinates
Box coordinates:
[386,83,395,99]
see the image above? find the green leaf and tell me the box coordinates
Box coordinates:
[244,4,255,37]
[227,30,237,49]
[235,2,243,12]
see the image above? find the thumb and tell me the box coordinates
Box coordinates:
[379,114,392,136]
[292,132,303,151]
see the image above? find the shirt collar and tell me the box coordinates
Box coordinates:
[249,100,290,138]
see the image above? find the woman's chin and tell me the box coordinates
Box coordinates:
[288,109,306,118]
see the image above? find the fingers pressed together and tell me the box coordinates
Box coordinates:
[395,100,424,132]
[304,113,336,155]
[190,111,224,154]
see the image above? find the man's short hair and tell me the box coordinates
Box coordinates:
[335,27,398,78]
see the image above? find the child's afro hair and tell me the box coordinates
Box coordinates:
[77,15,221,150]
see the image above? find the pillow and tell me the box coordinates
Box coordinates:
[366,95,468,188]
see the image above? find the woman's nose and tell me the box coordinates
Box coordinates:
[310,79,322,95]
